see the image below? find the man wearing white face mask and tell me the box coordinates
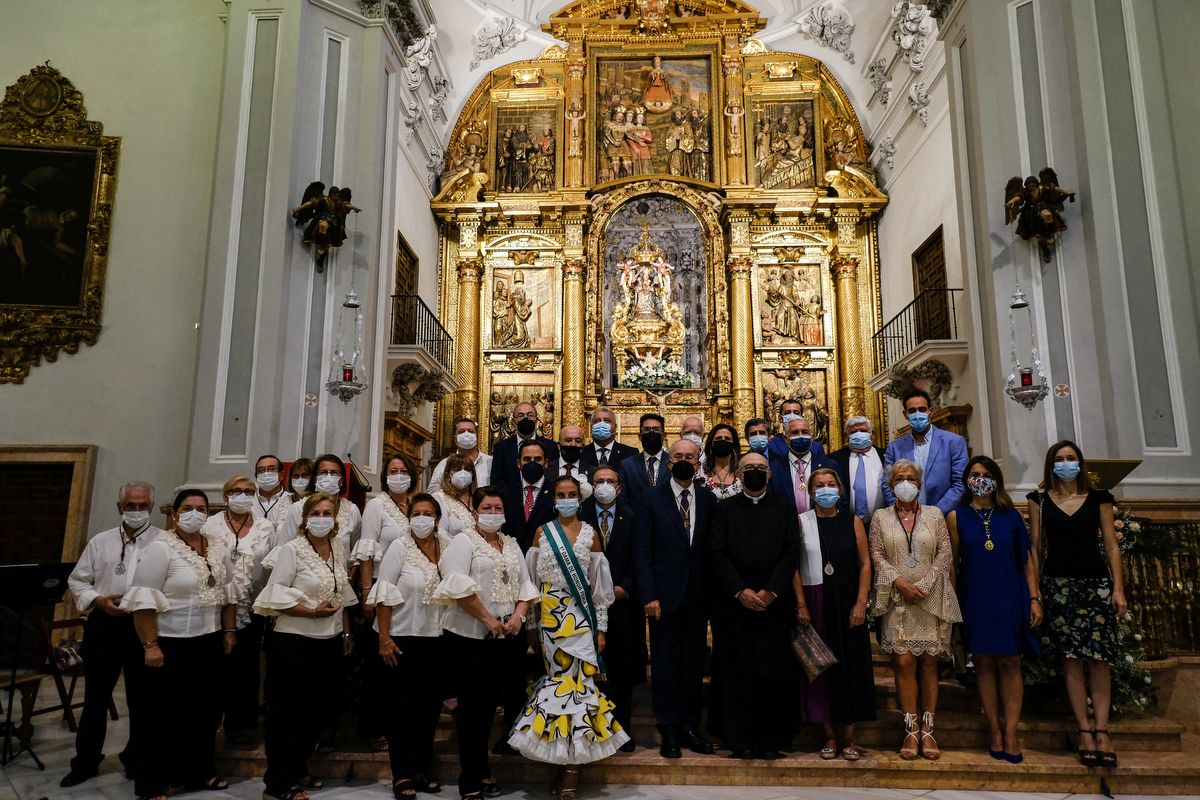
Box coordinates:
[252,454,290,527]
[62,481,163,788]
[680,416,707,471]
[430,418,492,489]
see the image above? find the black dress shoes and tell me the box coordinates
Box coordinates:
[760,749,784,761]
[60,768,99,788]
[679,728,715,755]
[658,728,682,758]
[619,739,637,753]
[490,740,517,756]
[729,748,754,760]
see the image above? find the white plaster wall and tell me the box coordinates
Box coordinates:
[0,1,226,533]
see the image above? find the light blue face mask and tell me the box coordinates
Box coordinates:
[748,434,769,453]
[907,411,931,434]
[814,487,841,508]
[591,421,612,440]
[1053,460,1081,481]
[848,431,872,450]
[555,498,580,518]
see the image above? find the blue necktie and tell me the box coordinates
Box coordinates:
[853,453,868,520]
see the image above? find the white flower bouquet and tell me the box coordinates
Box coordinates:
[620,357,694,389]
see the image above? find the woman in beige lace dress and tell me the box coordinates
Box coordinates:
[870,459,961,761]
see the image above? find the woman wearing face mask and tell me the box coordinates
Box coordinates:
[509,476,628,799]
[869,460,961,760]
[791,468,875,761]
[701,424,742,500]
[946,456,1041,763]
[120,489,236,800]
[203,475,274,746]
[254,493,358,800]
[370,493,449,798]
[435,487,537,800]
[358,454,419,598]
[287,458,316,503]
[275,454,362,564]
[431,453,478,539]
[1026,440,1125,768]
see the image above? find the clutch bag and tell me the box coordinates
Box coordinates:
[791,623,838,681]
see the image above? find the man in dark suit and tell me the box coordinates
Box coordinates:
[579,463,642,751]
[767,397,832,463]
[490,401,559,491]
[710,452,800,759]
[829,414,887,524]
[634,438,716,758]
[769,415,839,517]
[553,424,593,483]
[500,440,556,551]
[618,412,670,514]
[579,405,638,471]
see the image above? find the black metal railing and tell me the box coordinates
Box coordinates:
[391,294,454,372]
[872,288,963,373]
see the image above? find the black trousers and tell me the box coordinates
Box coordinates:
[222,614,265,735]
[383,635,446,782]
[71,612,147,773]
[134,631,223,796]
[600,601,646,736]
[355,611,386,740]
[648,598,709,731]
[447,631,525,795]
[263,632,343,796]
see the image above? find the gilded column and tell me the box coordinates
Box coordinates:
[561,257,586,424]
[453,258,484,422]
[721,47,746,186]
[728,255,755,430]
[565,47,586,189]
[831,254,867,419]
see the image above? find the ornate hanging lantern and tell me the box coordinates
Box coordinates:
[326,287,368,403]
[1004,282,1049,411]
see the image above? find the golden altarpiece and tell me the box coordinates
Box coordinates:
[431,0,887,451]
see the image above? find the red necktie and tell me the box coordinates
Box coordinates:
[524,485,536,521]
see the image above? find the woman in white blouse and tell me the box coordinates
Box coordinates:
[254,493,358,800]
[357,453,418,598]
[509,475,627,800]
[370,493,450,798]
[434,487,537,800]
[274,453,362,565]
[204,474,274,746]
[121,489,236,800]
[430,452,477,539]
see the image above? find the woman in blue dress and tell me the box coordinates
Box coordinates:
[947,455,1042,763]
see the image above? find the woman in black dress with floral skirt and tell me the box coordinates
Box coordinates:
[1027,440,1127,768]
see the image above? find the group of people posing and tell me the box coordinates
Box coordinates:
[62,389,1130,800]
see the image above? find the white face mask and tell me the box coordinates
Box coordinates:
[893,480,920,503]
[306,516,335,537]
[291,478,310,495]
[450,470,474,490]
[455,431,478,450]
[122,510,150,529]
[386,473,412,494]
[683,433,704,448]
[256,471,280,491]
[477,513,505,533]
[315,474,341,495]
[409,515,437,539]
[176,509,207,534]
[593,483,618,506]
[226,494,255,514]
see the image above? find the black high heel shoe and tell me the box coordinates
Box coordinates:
[1077,728,1099,767]
[1094,728,1118,767]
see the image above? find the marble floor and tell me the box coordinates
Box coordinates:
[1,682,1193,800]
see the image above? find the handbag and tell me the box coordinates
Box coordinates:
[790,623,837,681]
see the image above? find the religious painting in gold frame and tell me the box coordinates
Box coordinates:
[752,258,829,349]
[492,104,561,194]
[760,366,833,445]
[486,369,557,447]
[0,64,120,384]
[592,53,718,184]
[482,259,560,352]
[751,100,817,190]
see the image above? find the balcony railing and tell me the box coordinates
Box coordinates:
[872,288,963,374]
[391,294,454,373]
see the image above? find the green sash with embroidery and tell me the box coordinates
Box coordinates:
[543,520,605,673]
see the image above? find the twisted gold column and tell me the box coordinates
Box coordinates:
[728,255,755,430]
[832,254,866,418]
[562,258,586,425]
[453,259,484,422]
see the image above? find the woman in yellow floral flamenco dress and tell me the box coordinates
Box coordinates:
[509,475,629,799]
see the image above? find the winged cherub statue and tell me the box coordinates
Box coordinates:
[1004,167,1076,262]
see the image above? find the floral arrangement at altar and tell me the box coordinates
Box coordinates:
[619,356,694,389]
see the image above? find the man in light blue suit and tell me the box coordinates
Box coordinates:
[881,389,968,516]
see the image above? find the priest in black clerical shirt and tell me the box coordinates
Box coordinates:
[709,452,800,759]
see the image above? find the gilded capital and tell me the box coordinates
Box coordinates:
[727,255,753,276]
[563,258,586,278]
[830,256,859,280]
[567,59,586,80]
[722,54,743,76]
[457,258,484,281]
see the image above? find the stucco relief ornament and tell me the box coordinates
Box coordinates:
[873,136,897,171]
[908,81,930,124]
[404,25,437,91]
[798,1,856,64]
[426,145,444,192]
[470,15,526,71]
[403,99,423,144]
[429,76,449,122]
[867,58,892,105]
[891,2,935,72]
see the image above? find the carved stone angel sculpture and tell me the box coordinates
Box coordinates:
[292,181,361,272]
[1005,167,1076,262]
